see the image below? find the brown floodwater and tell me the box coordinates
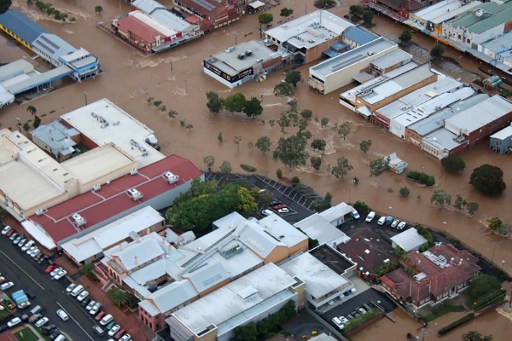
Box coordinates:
[1,0,512,331]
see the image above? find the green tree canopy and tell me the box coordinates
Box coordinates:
[362,10,373,26]
[255,136,272,153]
[108,287,129,308]
[0,0,11,14]
[310,156,322,170]
[359,139,372,153]
[274,134,309,174]
[206,91,223,114]
[280,7,294,18]
[274,82,294,97]
[95,5,103,15]
[258,12,273,25]
[369,157,389,176]
[487,217,503,231]
[314,0,336,9]
[470,164,506,196]
[243,97,263,118]
[219,160,232,174]
[337,121,352,140]
[224,92,246,113]
[203,155,215,170]
[399,30,412,45]
[467,274,501,304]
[349,5,364,16]
[430,189,452,207]
[285,70,301,87]
[431,45,445,60]
[330,157,353,179]
[26,105,37,116]
[441,155,466,173]
[311,139,326,152]
[299,109,313,121]
[462,331,493,341]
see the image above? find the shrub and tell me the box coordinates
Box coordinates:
[399,187,410,198]
[276,168,283,179]
[354,200,371,213]
[407,171,435,186]
[240,164,257,172]
[437,313,474,336]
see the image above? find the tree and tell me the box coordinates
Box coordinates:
[441,155,466,173]
[300,109,313,121]
[285,71,301,87]
[0,0,11,14]
[362,10,373,26]
[431,45,444,61]
[399,187,410,198]
[399,30,412,45]
[310,156,322,170]
[487,217,503,231]
[274,82,294,97]
[330,157,353,179]
[430,189,452,207]
[359,139,372,154]
[26,105,37,116]
[203,155,215,170]
[108,287,129,308]
[206,91,223,114]
[320,117,329,128]
[311,139,326,152]
[466,274,501,304]
[243,97,263,118]
[466,202,479,216]
[224,93,246,113]
[94,5,103,15]
[219,160,232,174]
[278,112,291,132]
[258,12,273,26]
[453,194,467,210]
[33,115,41,129]
[274,134,309,174]
[255,136,272,153]
[280,7,293,18]
[462,331,493,341]
[349,5,364,17]
[337,121,352,140]
[470,164,506,196]
[232,324,258,341]
[369,157,388,176]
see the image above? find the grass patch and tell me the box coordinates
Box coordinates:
[424,301,464,321]
[240,164,257,172]
[14,327,39,341]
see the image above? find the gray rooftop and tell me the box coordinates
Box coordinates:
[150,8,194,32]
[390,228,428,252]
[294,213,350,247]
[481,30,512,62]
[139,280,197,317]
[131,0,165,14]
[0,10,48,44]
[0,60,34,82]
[115,237,164,271]
[311,37,396,77]
[30,120,79,157]
[446,1,512,34]
[205,40,280,77]
[371,49,412,70]
[423,127,462,151]
[32,33,76,62]
[490,124,512,140]
[343,26,378,45]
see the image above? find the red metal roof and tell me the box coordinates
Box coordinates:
[27,155,202,243]
[116,15,166,43]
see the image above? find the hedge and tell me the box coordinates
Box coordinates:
[240,164,257,172]
[437,313,474,336]
[407,171,435,186]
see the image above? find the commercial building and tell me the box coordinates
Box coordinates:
[172,0,243,32]
[309,37,398,94]
[264,10,353,64]
[166,263,303,341]
[0,59,37,109]
[203,40,290,88]
[0,10,100,82]
[20,154,202,250]
[280,252,354,311]
[341,26,378,48]
[294,213,351,249]
[390,228,428,252]
[365,0,442,21]
[489,123,512,153]
[381,243,480,309]
[478,30,512,71]
[30,121,80,161]
[61,206,165,264]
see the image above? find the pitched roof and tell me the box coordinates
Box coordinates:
[139,280,198,316]
[0,10,48,44]
[116,14,165,43]
[114,237,164,271]
[390,228,428,252]
[343,26,377,45]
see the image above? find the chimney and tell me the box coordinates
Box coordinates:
[134,256,138,266]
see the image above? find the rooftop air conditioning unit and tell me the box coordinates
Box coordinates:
[245,50,252,56]
[127,188,143,201]
[237,53,245,60]
[130,168,138,175]
[35,208,46,216]
[92,184,101,191]
[72,213,87,227]
[163,171,180,184]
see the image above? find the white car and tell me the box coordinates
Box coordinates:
[50,267,62,277]
[22,240,35,252]
[90,303,101,315]
[108,324,121,337]
[365,211,376,222]
[260,209,274,216]
[7,317,21,328]
[53,268,67,280]
[86,300,97,311]
[56,309,69,321]
[28,247,40,257]
[35,316,49,328]
[377,216,386,226]
[1,225,11,235]
[397,221,407,230]
[66,283,77,294]
[77,290,89,302]
[120,334,132,341]
[0,281,14,290]
[391,219,400,228]
[339,316,349,324]
[100,314,113,326]
[26,246,37,254]
[351,210,360,220]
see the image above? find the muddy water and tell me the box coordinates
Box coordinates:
[1,0,512,273]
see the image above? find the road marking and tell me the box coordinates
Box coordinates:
[0,250,45,291]
[56,302,95,341]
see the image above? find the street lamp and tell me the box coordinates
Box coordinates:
[83,91,88,106]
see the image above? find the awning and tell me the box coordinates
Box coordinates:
[21,220,57,250]
[356,107,371,117]
[248,1,265,9]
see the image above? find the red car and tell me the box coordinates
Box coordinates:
[5,229,14,237]
[45,264,57,273]
[115,328,126,339]
[273,203,288,210]
[95,311,106,321]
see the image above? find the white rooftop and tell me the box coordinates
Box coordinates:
[60,98,164,168]
[318,202,354,224]
[294,214,351,247]
[490,124,512,140]
[390,227,428,252]
[371,48,412,70]
[61,206,164,263]
[170,263,296,335]
[139,280,198,317]
[412,0,463,22]
[257,214,308,249]
[280,252,349,299]
[129,10,177,37]
[113,236,165,271]
[265,10,352,48]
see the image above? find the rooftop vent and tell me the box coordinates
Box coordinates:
[92,184,101,191]
[127,188,143,201]
[163,171,179,184]
[35,208,47,216]
[237,53,245,60]
[130,168,138,175]
[245,50,252,56]
[72,213,87,227]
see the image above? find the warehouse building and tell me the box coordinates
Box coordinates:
[490,123,512,153]
[308,37,398,94]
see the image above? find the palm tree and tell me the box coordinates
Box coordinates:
[107,287,128,308]
[26,105,37,116]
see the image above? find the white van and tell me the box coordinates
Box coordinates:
[70,284,84,297]
[332,316,344,329]
[54,335,68,341]
[56,309,69,321]
[365,211,376,222]
[30,305,42,315]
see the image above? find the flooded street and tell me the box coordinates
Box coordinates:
[1,0,512,272]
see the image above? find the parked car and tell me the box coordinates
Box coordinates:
[7,317,21,328]
[108,324,121,337]
[391,219,400,228]
[100,314,113,326]
[52,268,67,280]
[56,309,69,321]
[273,203,288,210]
[12,236,22,244]
[17,238,27,247]
[339,316,349,324]
[365,211,376,222]
[0,282,14,290]
[385,216,394,225]
[120,334,131,341]
[30,249,41,258]
[5,229,14,237]
[20,314,29,322]
[397,221,407,230]
[81,297,91,307]
[332,317,344,329]
[35,317,49,328]
[114,328,126,339]
[95,311,106,321]
[106,321,116,330]
[45,265,58,274]
[260,209,274,216]
[34,253,44,261]
[9,232,18,241]
[1,225,11,235]
[86,300,97,311]
[50,268,61,277]
[90,303,102,316]
[77,290,89,302]
[351,210,360,220]
[93,325,105,336]
[377,216,386,226]
[277,207,289,213]
[26,246,37,254]
[357,307,367,315]
[269,199,282,207]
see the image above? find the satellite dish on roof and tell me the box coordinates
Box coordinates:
[474,9,484,17]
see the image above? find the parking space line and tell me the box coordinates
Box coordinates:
[56,302,95,341]
[0,250,45,291]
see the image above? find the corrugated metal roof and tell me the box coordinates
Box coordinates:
[32,33,76,62]
[343,26,377,45]
[0,10,48,44]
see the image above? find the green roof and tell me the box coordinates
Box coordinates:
[447,0,512,33]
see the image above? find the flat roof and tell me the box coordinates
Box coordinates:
[371,49,412,70]
[32,33,76,62]
[150,7,194,32]
[412,0,463,22]
[445,95,512,134]
[430,1,482,24]
[0,59,34,82]
[318,202,353,223]
[265,10,352,48]
[128,10,177,37]
[491,124,512,140]
[257,214,308,249]
[481,30,512,58]
[280,252,349,299]
[294,214,350,247]
[61,206,163,262]
[26,154,202,243]
[311,37,396,77]
[131,0,165,14]
[446,1,512,34]
[359,64,435,105]
[205,40,280,77]
[171,263,296,335]
[423,128,462,151]
[60,98,164,168]
[0,10,48,44]
[391,228,428,252]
